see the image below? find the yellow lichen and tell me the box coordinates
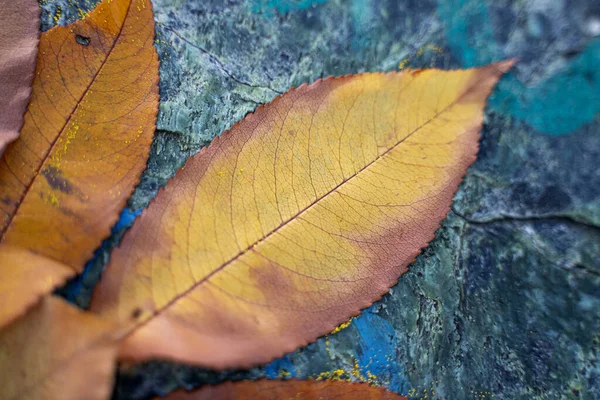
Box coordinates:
[314,368,352,382]
[330,318,353,334]
[398,58,410,70]
[278,370,291,378]
[399,44,444,70]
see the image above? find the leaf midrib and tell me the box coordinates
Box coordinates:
[0,0,134,249]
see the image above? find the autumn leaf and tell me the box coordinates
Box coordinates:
[91,61,512,369]
[159,379,408,399]
[0,244,74,329]
[0,0,159,272]
[0,0,40,154]
[0,297,120,400]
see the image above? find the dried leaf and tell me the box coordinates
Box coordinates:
[0,0,159,270]
[159,379,407,399]
[0,297,120,400]
[0,244,73,329]
[92,62,513,368]
[0,0,40,154]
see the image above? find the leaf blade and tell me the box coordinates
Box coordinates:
[0,244,73,329]
[0,0,159,271]
[92,62,512,368]
[0,297,119,400]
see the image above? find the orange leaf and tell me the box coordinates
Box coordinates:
[0,296,120,400]
[0,0,159,271]
[0,0,40,155]
[91,62,513,368]
[0,244,73,329]
[159,379,407,400]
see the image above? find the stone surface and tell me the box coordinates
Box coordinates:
[39,0,600,398]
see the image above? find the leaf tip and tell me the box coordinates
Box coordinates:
[491,58,517,73]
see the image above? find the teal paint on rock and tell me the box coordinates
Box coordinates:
[438,0,600,135]
[349,0,375,52]
[490,40,600,136]
[437,0,498,67]
[251,0,327,15]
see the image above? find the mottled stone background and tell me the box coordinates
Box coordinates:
[40,0,600,398]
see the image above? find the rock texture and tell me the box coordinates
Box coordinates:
[40,0,600,398]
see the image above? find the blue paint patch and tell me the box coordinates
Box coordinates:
[437,0,600,135]
[263,354,299,378]
[251,0,327,15]
[354,311,411,394]
[112,207,142,232]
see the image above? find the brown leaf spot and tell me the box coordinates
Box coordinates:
[130,308,142,320]
[41,166,73,194]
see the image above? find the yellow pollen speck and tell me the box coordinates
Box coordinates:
[47,193,60,207]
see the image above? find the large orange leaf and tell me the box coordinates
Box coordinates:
[0,296,120,400]
[0,0,159,271]
[0,0,40,155]
[0,244,73,329]
[92,62,512,368]
[159,379,407,399]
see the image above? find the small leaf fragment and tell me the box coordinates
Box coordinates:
[0,297,120,400]
[0,0,159,271]
[0,244,73,329]
[0,0,40,154]
[159,379,407,399]
[92,61,513,369]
